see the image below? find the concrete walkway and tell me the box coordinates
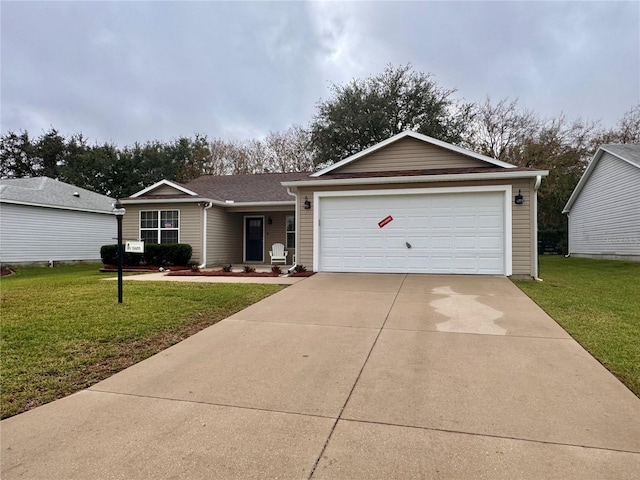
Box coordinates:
[2,274,639,479]
[106,270,306,284]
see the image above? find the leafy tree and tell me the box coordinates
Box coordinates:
[0,130,36,178]
[310,64,474,166]
[174,134,212,182]
[466,98,603,252]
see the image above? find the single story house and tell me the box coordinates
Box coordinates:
[562,144,640,262]
[122,131,548,278]
[0,177,115,265]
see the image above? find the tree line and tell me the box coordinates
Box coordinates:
[2,64,639,239]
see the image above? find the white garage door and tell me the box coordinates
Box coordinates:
[318,190,507,275]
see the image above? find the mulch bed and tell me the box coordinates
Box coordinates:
[167,270,315,278]
[1,267,15,277]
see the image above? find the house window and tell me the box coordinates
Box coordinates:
[286,215,295,249]
[140,210,179,244]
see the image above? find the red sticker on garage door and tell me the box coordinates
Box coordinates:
[378,215,393,228]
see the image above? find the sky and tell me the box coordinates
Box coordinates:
[1,1,639,147]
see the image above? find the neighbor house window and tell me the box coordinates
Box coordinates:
[140,210,179,244]
[286,215,295,249]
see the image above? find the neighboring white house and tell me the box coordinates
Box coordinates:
[0,177,115,265]
[563,144,640,262]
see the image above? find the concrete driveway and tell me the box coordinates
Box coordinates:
[2,273,639,479]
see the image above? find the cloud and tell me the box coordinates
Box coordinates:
[1,1,638,147]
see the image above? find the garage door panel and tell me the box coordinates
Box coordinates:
[318,191,506,275]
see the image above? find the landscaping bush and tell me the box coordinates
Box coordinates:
[100,245,142,267]
[100,244,192,266]
[271,265,282,275]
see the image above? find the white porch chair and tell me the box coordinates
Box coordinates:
[269,243,288,265]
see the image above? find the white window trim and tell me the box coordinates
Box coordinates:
[312,185,512,275]
[286,214,296,249]
[139,209,181,244]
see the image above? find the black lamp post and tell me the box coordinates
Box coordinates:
[113,199,126,303]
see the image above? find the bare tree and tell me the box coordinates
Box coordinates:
[263,125,314,173]
[464,97,539,161]
[594,104,640,145]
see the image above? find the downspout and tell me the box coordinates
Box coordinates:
[286,187,298,273]
[199,202,213,269]
[565,212,571,258]
[533,175,543,281]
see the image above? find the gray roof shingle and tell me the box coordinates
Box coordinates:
[183,172,312,203]
[0,177,115,213]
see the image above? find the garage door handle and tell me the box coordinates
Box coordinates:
[406,242,412,249]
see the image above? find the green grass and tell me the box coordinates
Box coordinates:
[513,256,640,397]
[0,264,283,419]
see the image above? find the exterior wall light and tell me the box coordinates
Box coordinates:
[515,190,524,205]
[304,196,311,210]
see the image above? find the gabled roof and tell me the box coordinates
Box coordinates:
[311,130,516,177]
[563,144,640,213]
[130,180,198,198]
[124,172,312,205]
[0,177,115,214]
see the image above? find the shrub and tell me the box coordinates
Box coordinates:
[143,244,192,266]
[243,265,256,273]
[100,245,142,267]
[293,264,307,273]
[222,264,233,272]
[100,244,192,266]
[271,265,282,275]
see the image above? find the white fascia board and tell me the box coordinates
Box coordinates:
[129,180,198,198]
[562,145,640,214]
[311,131,516,177]
[224,201,295,208]
[120,198,295,209]
[120,197,216,205]
[284,170,549,188]
[0,199,113,215]
[562,149,604,213]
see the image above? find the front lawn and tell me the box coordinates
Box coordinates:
[0,264,283,419]
[513,256,640,397]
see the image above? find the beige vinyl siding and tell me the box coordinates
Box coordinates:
[207,207,242,265]
[510,179,535,275]
[334,137,488,174]
[296,178,535,277]
[568,154,640,258]
[264,211,295,264]
[204,209,297,266]
[122,202,203,264]
[149,185,187,195]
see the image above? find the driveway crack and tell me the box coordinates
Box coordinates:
[307,274,408,479]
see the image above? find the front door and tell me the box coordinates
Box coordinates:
[244,217,264,262]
